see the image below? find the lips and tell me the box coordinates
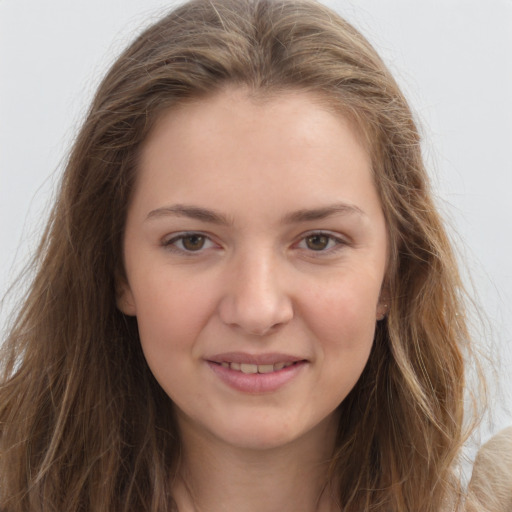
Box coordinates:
[216,361,297,374]
[206,353,307,393]
[207,352,305,371]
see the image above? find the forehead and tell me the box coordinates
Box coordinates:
[132,87,381,224]
[145,86,371,160]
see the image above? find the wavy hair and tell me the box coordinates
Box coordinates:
[0,1,481,510]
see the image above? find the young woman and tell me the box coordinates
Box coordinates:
[0,0,486,510]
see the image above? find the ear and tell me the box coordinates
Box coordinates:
[376,286,390,321]
[116,278,137,316]
[376,301,388,321]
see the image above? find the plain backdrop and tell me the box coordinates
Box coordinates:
[1,0,511,445]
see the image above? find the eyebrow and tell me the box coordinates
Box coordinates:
[146,202,365,225]
[146,204,232,225]
[282,203,366,223]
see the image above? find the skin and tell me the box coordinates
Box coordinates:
[118,88,389,511]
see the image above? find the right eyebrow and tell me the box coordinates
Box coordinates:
[145,204,232,225]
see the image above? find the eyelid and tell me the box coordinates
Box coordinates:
[162,231,219,253]
[294,230,350,253]
[161,230,349,255]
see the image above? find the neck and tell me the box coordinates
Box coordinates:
[172,415,339,512]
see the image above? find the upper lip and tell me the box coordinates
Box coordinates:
[206,352,306,365]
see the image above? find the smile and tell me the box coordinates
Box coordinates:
[216,361,297,374]
[207,355,307,393]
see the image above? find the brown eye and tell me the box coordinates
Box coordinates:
[305,234,330,251]
[163,232,217,253]
[181,234,206,251]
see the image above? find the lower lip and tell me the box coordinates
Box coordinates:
[207,361,307,394]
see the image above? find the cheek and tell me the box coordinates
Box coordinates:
[131,278,213,401]
[302,281,378,414]
[130,273,216,358]
[304,275,379,349]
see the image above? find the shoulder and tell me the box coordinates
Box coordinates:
[466,426,512,512]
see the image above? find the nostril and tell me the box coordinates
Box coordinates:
[217,291,294,336]
[215,250,294,329]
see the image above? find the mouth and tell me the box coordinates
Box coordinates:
[206,353,308,393]
[211,361,300,374]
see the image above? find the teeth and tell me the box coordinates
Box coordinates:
[240,363,258,374]
[258,364,274,374]
[221,361,297,373]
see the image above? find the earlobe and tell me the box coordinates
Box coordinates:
[376,301,388,321]
[116,280,137,316]
[376,285,390,321]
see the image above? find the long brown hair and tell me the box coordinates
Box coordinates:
[0,1,481,510]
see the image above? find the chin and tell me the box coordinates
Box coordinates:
[211,411,336,452]
[219,425,302,451]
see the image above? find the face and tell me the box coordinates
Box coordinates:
[119,88,388,451]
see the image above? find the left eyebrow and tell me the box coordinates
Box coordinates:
[282,203,366,223]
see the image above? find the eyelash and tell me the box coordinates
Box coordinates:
[162,230,348,256]
[295,231,348,255]
[162,232,217,253]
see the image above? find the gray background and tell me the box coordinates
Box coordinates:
[1,0,511,448]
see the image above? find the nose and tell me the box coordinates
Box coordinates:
[217,251,294,336]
